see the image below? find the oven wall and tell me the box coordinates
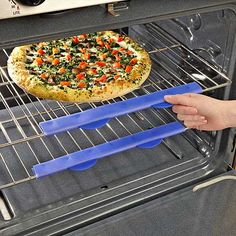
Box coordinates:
[157,9,236,167]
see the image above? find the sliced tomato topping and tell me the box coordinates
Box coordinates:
[115,55,121,61]
[118,37,124,42]
[114,75,120,80]
[79,48,87,54]
[96,61,106,67]
[97,75,107,83]
[79,34,87,39]
[58,67,66,74]
[78,61,88,70]
[130,58,138,65]
[96,37,104,46]
[105,44,110,50]
[88,69,98,75]
[109,38,114,44]
[125,65,133,73]
[35,57,43,66]
[40,73,48,80]
[52,58,60,65]
[52,47,59,54]
[76,73,85,80]
[72,36,79,44]
[60,81,71,86]
[83,53,91,60]
[119,47,125,52]
[66,54,72,61]
[78,81,87,88]
[37,49,45,55]
[113,62,121,68]
[112,50,119,55]
[99,53,107,60]
[127,50,133,55]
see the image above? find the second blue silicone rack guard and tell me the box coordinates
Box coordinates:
[33,121,186,178]
[39,82,202,135]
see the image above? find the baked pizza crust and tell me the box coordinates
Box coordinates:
[8,31,151,103]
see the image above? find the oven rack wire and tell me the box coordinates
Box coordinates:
[0,23,229,189]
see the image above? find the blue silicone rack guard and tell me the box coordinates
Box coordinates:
[39,82,202,135]
[33,121,186,178]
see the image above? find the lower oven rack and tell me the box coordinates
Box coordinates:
[0,23,229,190]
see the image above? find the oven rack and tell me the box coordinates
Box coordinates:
[0,23,227,189]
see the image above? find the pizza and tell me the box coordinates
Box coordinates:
[7,31,151,103]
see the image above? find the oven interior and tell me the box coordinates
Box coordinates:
[0,8,235,235]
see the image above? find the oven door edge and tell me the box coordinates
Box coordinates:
[65,170,236,236]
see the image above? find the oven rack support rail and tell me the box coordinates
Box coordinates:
[34,83,201,177]
[39,82,202,136]
[33,121,186,178]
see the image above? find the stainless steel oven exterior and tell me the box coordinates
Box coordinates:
[0,1,236,235]
[0,0,126,19]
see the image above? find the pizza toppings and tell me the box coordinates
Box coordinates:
[37,48,45,55]
[58,67,66,74]
[78,62,88,70]
[97,75,107,83]
[130,58,138,65]
[35,57,43,66]
[113,62,121,68]
[40,73,48,80]
[60,81,71,86]
[78,81,86,88]
[96,61,106,67]
[125,65,133,73]
[76,73,85,80]
[25,32,140,91]
[52,58,60,65]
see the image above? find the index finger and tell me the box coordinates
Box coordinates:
[164,94,196,106]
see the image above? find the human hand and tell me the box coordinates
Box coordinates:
[164,93,235,131]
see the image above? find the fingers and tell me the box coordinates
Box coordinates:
[177,114,206,122]
[172,105,197,115]
[164,94,208,129]
[175,113,207,129]
[183,120,208,129]
[164,94,197,106]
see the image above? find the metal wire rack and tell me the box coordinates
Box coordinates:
[0,23,230,190]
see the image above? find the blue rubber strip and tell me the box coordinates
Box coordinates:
[39,82,202,135]
[33,121,186,178]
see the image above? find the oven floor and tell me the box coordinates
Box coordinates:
[1,133,200,218]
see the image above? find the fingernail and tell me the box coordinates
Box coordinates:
[164,95,172,100]
[203,120,208,124]
[200,116,205,120]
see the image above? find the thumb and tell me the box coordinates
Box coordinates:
[164,94,196,106]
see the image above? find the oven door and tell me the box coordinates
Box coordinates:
[65,170,236,236]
